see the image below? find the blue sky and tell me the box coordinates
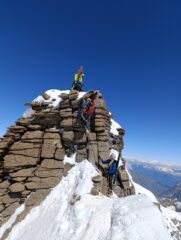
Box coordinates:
[0,0,181,163]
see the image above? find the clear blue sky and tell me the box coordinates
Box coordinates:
[0,0,181,163]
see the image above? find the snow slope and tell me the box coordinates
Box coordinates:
[3,160,172,240]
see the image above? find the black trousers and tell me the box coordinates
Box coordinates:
[108,174,115,190]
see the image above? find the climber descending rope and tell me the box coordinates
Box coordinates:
[77,91,98,134]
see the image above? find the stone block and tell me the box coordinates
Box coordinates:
[9,183,25,192]
[0,181,10,189]
[9,148,41,158]
[26,177,60,190]
[40,159,64,169]
[10,142,41,150]
[4,155,40,168]
[62,131,74,142]
[10,168,35,177]
[21,131,44,140]
[35,169,63,178]
[41,144,56,159]
[55,148,65,161]
[43,133,60,139]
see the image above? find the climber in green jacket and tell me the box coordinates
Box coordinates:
[72,66,84,91]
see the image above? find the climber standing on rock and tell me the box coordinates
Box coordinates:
[72,66,84,91]
[101,153,117,195]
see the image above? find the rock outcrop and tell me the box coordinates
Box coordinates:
[0,89,135,229]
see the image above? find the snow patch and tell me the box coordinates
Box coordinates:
[110,119,122,136]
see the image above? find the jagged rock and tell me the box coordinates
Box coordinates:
[9,183,25,192]
[26,177,60,190]
[10,168,36,177]
[4,155,39,168]
[26,189,51,206]
[40,159,64,169]
[69,90,79,101]
[1,202,20,217]
[9,148,41,158]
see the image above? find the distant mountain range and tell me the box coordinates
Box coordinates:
[126,158,181,211]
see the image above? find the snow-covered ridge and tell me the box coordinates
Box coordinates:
[23,89,87,118]
[2,160,172,240]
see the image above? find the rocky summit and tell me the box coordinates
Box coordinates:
[0,89,135,238]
